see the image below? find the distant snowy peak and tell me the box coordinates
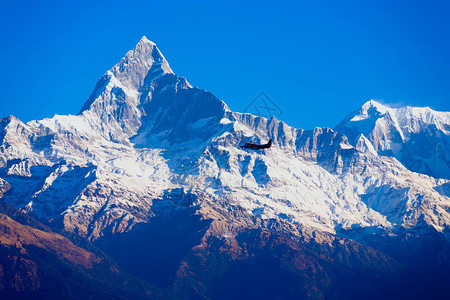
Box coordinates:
[336,100,450,179]
[344,99,450,135]
[335,100,404,153]
[350,100,391,122]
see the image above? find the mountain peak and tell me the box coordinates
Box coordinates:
[360,99,390,115]
[137,35,155,46]
[336,100,450,179]
[79,37,175,115]
[109,37,173,89]
[345,100,389,123]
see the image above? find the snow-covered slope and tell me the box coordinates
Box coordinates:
[335,99,450,179]
[0,37,449,242]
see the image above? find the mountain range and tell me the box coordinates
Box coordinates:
[1,36,449,299]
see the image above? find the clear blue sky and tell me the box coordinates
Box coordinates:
[1,0,449,129]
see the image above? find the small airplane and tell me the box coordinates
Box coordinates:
[240,139,272,150]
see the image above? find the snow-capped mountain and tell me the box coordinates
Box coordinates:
[1,36,450,298]
[1,36,449,238]
[335,99,450,179]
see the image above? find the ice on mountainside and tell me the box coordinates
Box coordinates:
[0,37,449,241]
[336,99,450,179]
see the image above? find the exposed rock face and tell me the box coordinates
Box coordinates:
[0,37,449,299]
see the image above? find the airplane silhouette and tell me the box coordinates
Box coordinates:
[240,139,272,150]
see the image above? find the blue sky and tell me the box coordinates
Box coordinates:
[1,0,449,129]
